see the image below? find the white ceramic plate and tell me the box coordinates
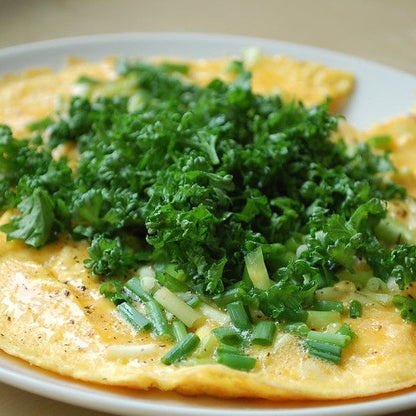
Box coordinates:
[0,32,416,416]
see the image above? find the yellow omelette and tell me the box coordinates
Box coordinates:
[1,53,416,401]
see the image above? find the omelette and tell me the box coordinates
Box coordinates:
[1,51,416,402]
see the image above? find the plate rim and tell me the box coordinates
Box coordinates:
[0,31,416,416]
[1,31,415,77]
[1,350,416,416]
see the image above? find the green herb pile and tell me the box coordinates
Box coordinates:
[1,59,416,367]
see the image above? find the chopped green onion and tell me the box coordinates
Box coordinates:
[305,339,342,365]
[116,302,152,332]
[336,323,356,345]
[185,294,201,308]
[162,264,187,281]
[137,265,157,293]
[172,320,188,342]
[156,270,189,293]
[106,343,158,359]
[336,270,374,290]
[197,302,230,325]
[217,352,256,371]
[227,300,252,330]
[306,310,341,330]
[312,300,344,314]
[125,276,153,302]
[212,326,243,345]
[349,300,362,319]
[357,290,392,306]
[306,330,350,348]
[161,333,200,365]
[366,277,387,292]
[284,322,310,337]
[193,333,218,358]
[145,299,173,340]
[154,286,202,327]
[213,287,247,307]
[216,344,244,356]
[244,247,271,290]
[251,320,276,346]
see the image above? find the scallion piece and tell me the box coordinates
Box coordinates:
[161,333,200,365]
[349,300,362,319]
[306,310,341,330]
[312,300,344,314]
[244,246,271,290]
[156,270,189,293]
[154,286,202,328]
[307,330,350,347]
[217,352,256,371]
[216,343,245,356]
[185,294,201,308]
[117,302,152,332]
[227,300,252,330]
[284,322,310,336]
[305,339,342,365]
[307,347,341,365]
[213,287,247,307]
[172,320,187,342]
[193,333,218,358]
[137,265,157,293]
[336,270,373,290]
[198,302,230,325]
[366,277,387,292]
[336,323,356,345]
[212,326,243,345]
[125,276,153,302]
[251,320,276,346]
[145,299,173,340]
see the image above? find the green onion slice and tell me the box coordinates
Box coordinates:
[312,300,344,314]
[349,300,362,319]
[227,300,252,330]
[172,320,188,342]
[305,339,342,365]
[217,352,256,372]
[212,326,243,346]
[125,276,153,302]
[145,299,173,340]
[251,320,276,346]
[116,302,152,332]
[161,333,200,365]
[307,330,350,348]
